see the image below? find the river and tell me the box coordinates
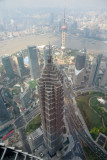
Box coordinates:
[0,33,107,56]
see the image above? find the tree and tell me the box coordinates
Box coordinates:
[90,127,100,140]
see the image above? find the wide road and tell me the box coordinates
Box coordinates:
[25,107,40,123]
[14,107,40,153]
[19,128,32,154]
[14,107,40,129]
[64,108,86,160]
[73,87,107,96]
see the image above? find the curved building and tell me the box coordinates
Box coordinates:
[28,46,40,80]
[75,53,86,71]
[74,50,86,87]
[38,54,64,156]
[2,55,15,80]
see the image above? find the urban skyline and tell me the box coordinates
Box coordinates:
[0,1,107,160]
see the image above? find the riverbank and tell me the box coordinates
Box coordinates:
[0,33,107,56]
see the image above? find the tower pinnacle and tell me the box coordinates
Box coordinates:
[61,7,66,53]
[47,43,53,64]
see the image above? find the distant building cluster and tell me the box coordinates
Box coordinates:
[88,54,107,88]
[0,45,41,81]
[0,9,107,41]
[1,52,25,80]
[74,49,107,89]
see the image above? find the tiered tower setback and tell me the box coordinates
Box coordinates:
[38,53,64,156]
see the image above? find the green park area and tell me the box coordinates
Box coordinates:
[26,114,41,134]
[76,92,107,140]
[66,49,78,63]
[29,80,37,89]
[66,49,78,57]
[12,88,21,95]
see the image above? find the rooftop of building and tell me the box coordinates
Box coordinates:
[20,87,31,99]
[16,52,23,57]
[1,54,9,58]
[30,128,43,141]
[28,45,37,49]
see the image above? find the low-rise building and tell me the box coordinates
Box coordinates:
[29,128,43,151]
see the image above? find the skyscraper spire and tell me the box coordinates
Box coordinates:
[49,41,51,55]
[46,43,53,65]
[61,7,67,54]
[64,8,65,25]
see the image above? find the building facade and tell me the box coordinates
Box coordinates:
[88,54,102,87]
[75,53,86,71]
[100,69,107,87]
[43,46,49,66]
[28,46,40,80]
[11,53,25,77]
[38,54,64,156]
[2,55,15,79]
[17,53,25,77]
[74,50,87,87]
[0,87,10,124]
[20,87,31,109]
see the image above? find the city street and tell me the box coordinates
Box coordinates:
[63,74,107,160]
[14,107,40,154]
[19,128,32,154]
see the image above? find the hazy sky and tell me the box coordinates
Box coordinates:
[0,0,107,9]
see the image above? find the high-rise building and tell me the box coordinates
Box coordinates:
[1,55,15,79]
[20,87,31,109]
[10,56,19,75]
[16,52,25,76]
[38,52,64,156]
[11,53,25,77]
[88,57,97,87]
[61,9,67,55]
[0,86,10,124]
[28,46,40,80]
[43,46,49,66]
[74,50,86,87]
[75,53,86,71]
[88,54,102,87]
[100,68,107,87]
